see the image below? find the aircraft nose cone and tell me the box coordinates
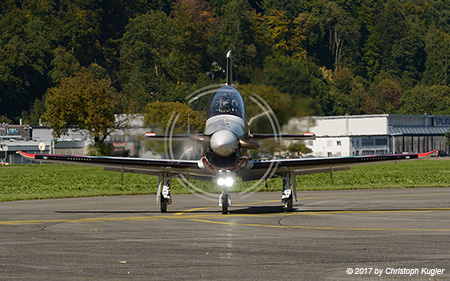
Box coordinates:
[210,130,237,157]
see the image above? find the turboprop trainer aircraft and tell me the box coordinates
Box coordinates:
[18,51,435,214]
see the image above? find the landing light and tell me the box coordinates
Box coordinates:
[217,176,234,187]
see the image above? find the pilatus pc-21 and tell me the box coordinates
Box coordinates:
[19,51,435,214]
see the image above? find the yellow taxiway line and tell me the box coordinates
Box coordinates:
[1,192,450,231]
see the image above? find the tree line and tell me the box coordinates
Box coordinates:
[1,0,450,130]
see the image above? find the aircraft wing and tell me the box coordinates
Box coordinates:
[144,133,210,145]
[242,150,436,181]
[18,150,436,182]
[250,133,316,140]
[17,151,212,180]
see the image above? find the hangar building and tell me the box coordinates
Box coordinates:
[286,114,450,157]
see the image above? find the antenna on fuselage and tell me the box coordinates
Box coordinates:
[226,50,232,86]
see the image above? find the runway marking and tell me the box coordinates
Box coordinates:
[173,200,278,215]
[1,191,449,226]
[0,217,163,225]
[190,219,450,232]
[1,207,450,226]
[174,206,214,215]
[174,192,450,216]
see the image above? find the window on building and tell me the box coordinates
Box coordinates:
[362,138,374,146]
[375,138,388,146]
[327,140,332,147]
[336,141,341,146]
[362,150,375,155]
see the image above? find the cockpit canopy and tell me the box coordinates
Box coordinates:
[209,87,245,119]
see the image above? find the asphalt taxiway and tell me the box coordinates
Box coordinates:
[1,187,450,280]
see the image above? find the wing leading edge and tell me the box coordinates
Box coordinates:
[243,150,436,181]
[17,150,211,179]
[18,149,436,181]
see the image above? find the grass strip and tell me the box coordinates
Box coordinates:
[0,159,448,202]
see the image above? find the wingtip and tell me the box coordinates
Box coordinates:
[418,150,437,158]
[17,150,36,159]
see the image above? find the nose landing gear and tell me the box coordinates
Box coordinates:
[219,190,231,214]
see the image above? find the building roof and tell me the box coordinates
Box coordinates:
[390,126,450,135]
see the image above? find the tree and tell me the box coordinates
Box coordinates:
[0,4,56,120]
[263,56,331,115]
[262,9,290,56]
[287,141,312,155]
[208,0,259,83]
[49,46,81,84]
[43,69,123,152]
[362,74,403,114]
[259,9,312,58]
[400,85,450,115]
[329,67,366,115]
[375,0,409,72]
[144,101,206,133]
[238,84,293,132]
[423,28,450,86]
[21,98,45,125]
[0,115,13,124]
[324,2,360,66]
[262,0,309,20]
[172,0,213,83]
[58,1,101,66]
[290,12,313,59]
[120,10,176,108]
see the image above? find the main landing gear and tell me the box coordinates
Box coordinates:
[281,188,293,212]
[281,173,296,212]
[157,173,172,213]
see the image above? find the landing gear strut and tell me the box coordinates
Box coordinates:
[157,173,172,213]
[281,173,296,212]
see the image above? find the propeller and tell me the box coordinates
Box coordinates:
[190,134,210,145]
[238,138,260,150]
[193,130,261,157]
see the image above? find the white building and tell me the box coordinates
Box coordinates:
[285,114,450,157]
[0,114,151,164]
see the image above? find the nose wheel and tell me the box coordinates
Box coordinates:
[221,194,228,214]
[219,191,231,214]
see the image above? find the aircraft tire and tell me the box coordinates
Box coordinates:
[221,194,228,214]
[160,196,167,213]
[285,195,293,212]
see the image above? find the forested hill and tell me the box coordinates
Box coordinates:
[1,0,449,125]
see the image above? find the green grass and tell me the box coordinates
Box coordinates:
[0,159,448,202]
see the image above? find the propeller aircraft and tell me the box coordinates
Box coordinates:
[18,51,435,214]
